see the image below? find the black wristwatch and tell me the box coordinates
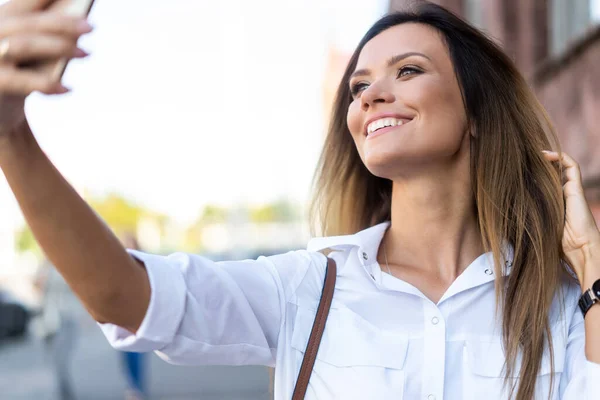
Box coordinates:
[579,279,600,317]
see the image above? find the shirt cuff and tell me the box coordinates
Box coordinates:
[98,249,187,352]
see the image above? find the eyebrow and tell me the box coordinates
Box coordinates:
[350,52,432,80]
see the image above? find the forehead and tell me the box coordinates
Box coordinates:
[355,23,448,68]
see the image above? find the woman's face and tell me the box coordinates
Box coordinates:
[347,23,469,178]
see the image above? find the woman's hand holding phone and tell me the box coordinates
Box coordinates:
[0,0,93,143]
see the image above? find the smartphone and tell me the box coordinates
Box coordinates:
[21,0,95,82]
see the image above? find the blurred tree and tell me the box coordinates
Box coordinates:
[15,225,41,256]
[88,193,143,236]
[199,205,229,224]
[181,205,229,253]
[14,192,168,256]
[249,199,300,223]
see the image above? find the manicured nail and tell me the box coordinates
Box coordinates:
[56,84,71,94]
[73,48,89,58]
[77,20,94,33]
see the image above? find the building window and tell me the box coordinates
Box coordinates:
[550,0,598,55]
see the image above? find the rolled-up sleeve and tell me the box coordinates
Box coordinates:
[99,249,319,367]
[560,288,600,398]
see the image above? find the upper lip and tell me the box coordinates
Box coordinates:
[363,113,414,136]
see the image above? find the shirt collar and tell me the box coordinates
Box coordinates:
[307,221,514,277]
[307,221,390,254]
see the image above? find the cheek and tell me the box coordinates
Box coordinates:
[418,79,467,133]
[346,100,363,138]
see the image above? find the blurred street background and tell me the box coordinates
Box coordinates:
[1,0,600,399]
[0,295,271,400]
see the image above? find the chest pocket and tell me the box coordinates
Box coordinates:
[291,306,409,400]
[463,331,566,400]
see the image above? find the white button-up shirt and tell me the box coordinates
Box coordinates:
[100,222,599,399]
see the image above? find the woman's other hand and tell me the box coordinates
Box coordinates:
[543,150,600,286]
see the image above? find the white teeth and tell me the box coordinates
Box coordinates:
[367,117,406,135]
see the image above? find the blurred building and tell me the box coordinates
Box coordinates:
[388,0,600,222]
[322,46,352,129]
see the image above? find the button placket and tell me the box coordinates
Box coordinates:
[422,304,445,400]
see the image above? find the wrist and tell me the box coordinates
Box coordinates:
[579,278,600,317]
[581,239,600,289]
[0,118,36,164]
[583,275,600,294]
[581,267,600,295]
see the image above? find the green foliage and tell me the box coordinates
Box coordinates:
[88,193,144,236]
[14,192,167,255]
[249,200,299,223]
[14,194,303,256]
[15,226,41,256]
[199,205,229,224]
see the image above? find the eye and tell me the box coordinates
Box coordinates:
[397,65,422,78]
[350,82,369,98]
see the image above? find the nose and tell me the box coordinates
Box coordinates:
[360,81,396,111]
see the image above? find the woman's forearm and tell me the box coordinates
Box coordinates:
[0,120,149,332]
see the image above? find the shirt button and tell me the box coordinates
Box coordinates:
[362,252,368,261]
[428,395,436,400]
[484,268,493,275]
[431,317,439,325]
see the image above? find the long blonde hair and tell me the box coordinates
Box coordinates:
[309,3,572,399]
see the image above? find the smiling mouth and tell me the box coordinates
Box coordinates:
[366,117,412,138]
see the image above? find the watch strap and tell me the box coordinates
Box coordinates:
[579,288,596,317]
[579,279,600,317]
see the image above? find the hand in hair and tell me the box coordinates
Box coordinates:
[542,150,600,286]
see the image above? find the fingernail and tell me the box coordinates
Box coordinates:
[77,20,94,33]
[56,85,71,94]
[73,48,89,58]
[541,150,552,153]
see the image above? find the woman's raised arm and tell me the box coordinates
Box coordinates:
[0,0,149,332]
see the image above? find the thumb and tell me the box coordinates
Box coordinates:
[0,0,56,17]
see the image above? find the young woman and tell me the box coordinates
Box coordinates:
[0,1,598,399]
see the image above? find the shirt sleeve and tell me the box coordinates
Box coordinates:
[560,286,600,398]
[98,249,323,367]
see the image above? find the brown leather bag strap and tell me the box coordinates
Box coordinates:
[291,257,337,400]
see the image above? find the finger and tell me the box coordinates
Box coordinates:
[558,152,584,188]
[541,150,561,160]
[0,34,86,63]
[0,13,93,39]
[0,0,56,17]
[0,64,68,95]
[542,150,584,189]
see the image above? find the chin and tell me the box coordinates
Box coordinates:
[362,145,433,179]
[361,150,400,179]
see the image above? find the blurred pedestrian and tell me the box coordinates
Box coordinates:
[32,259,79,400]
